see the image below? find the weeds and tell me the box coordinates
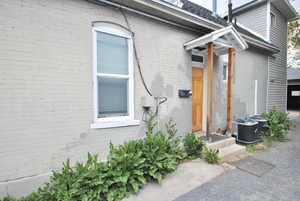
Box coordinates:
[202,148,220,164]
[183,132,205,159]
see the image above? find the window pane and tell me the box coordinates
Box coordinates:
[97,32,128,75]
[98,77,128,117]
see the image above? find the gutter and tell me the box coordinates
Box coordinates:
[88,0,280,53]
[88,0,223,33]
[147,0,223,29]
[281,0,300,21]
[241,34,280,54]
[232,0,265,15]
[125,0,281,53]
[87,0,199,33]
[231,0,299,22]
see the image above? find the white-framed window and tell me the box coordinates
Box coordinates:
[270,12,276,28]
[91,22,139,129]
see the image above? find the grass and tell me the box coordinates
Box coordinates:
[262,136,274,147]
[246,134,289,154]
[246,145,257,153]
[245,143,265,153]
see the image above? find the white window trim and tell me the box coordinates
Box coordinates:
[91,23,139,129]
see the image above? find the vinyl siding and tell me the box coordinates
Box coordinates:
[234,3,268,39]
[267,4,288,112]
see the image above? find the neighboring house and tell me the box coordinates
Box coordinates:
[287,68,300,110]
[230,0,299,112]
[0,0,297,197]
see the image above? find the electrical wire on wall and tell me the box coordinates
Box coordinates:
[119,6,168,128]
[119,8,168,126]
[119,7,153,97]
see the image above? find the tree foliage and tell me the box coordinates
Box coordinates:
[288,19,300,49]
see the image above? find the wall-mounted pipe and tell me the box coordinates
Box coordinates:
[228,0,233,23]
[212,0,217,16]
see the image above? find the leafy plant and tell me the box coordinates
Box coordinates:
[141,119,185,183]
[0,116,194,201]
[203,148,220,164]
[108,140,146,198]
[143,112,157,136]
[1,196,17,201]
[262,107,291,141]
[183,132,205,159]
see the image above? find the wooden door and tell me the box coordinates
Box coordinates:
[192,67,203,131]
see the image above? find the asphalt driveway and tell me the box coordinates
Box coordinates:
[175,115,300,201]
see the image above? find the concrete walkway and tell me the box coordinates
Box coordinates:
[124,159,226,201]
[175,115,300,201]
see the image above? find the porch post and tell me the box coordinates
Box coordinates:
[226,48,235,134]
[207,43,214,138]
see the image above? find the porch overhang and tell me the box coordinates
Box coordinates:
[184,25,248,55]
[185,25,248,138]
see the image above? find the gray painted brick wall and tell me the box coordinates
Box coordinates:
[0,0,198,196]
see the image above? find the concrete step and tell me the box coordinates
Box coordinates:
[218,144,246,162]
[206,137,236,150]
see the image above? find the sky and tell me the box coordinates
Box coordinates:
[189,0,300,15]
[292,0,300,12]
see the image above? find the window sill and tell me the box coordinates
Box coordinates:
[90,120,140,129]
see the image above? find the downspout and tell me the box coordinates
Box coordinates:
[228,0,233,23]
[212,0,217,16]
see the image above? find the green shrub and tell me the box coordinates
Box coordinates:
[37,154,112,201]
[108,140,146,198]
[183,132,205,159]
[1,193,40,201]
[1,196,17,201]
[262,107,291,141]
[141,119,185,183]
[1,114,190,201]
[203,148,220,164]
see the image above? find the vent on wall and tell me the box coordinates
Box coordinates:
[192,49,204,68]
